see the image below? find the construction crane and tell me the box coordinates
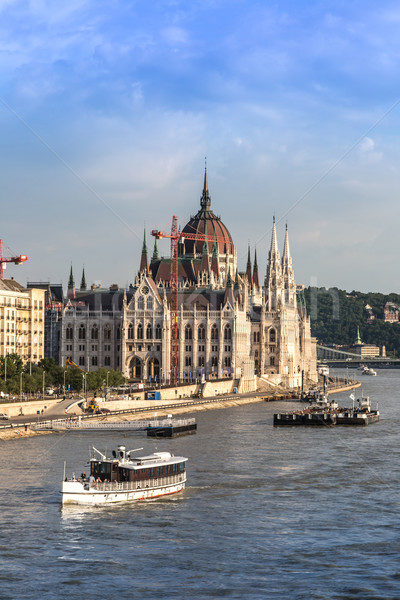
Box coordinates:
[65,358,84,371]
[0,239,28,279]
[151,215,227,385]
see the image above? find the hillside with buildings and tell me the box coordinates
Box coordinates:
[304,287,400,356]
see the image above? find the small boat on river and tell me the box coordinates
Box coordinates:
[361,366,377,376]
[61,445,188,505]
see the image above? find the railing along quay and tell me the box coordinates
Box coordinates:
[33,417,196,431]
[0,377,357,431]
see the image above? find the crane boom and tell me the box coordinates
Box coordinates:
[0,239,28,279]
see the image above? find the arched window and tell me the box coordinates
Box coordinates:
[66,325,73,340]
[147,297,153,310]
[137,297,144,310]
[211,324,218,341]
[128,324,134,339]
[91,326,98,340]
[198,325,205,341]
[269,329,276,343]
[155,324,162,339]
[253,331,260,343]
[78,324,86,340]
[224,325,232,341]
[185,325,192,340]
[146,324,152,339]
[137,323,143,339]
[116,327,121,340]
[270,356,275,366]
[104,325,111,340]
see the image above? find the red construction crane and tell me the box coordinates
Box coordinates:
[0,239,28,279]
[151,216,227,384]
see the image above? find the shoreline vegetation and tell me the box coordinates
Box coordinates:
[0,379,360,442]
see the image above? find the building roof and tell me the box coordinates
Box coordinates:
[180,169,234,256]
[0,278,25,292]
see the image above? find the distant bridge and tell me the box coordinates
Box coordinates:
[317,344,400,366]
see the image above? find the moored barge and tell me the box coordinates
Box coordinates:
[146,417,197,437]
[61,445,188,505]
[274,396,379,427]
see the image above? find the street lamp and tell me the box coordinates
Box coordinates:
[20,371,22,400]
[106,370,110,388]
[63,369,66,401]
[42,370,45,401]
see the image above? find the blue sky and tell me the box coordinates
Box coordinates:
[1,0,400,292]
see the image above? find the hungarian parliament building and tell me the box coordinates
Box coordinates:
[45,171,317,390]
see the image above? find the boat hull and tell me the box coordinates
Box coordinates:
[61,478,186,505]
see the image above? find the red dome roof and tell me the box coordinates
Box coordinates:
[180,171,234,256]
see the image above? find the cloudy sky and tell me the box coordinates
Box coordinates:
[1,0,400,293]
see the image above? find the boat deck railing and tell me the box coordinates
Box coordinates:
[34,417,196,431]
[85,473,185,492]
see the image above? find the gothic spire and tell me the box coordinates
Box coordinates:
[211,242,219,278]
[80,266,87,291]
[152,237,159,262]
[246,244,253,286]
[200,164,211,210]
[67,264,75,299]
[201,241,210,273]
[68,265,74,288]
[270,216,279,258]
[224,268,234,305]
[234,269,240,290]
[139,227,150,274]
[282,223,291,261]
[253,248,259,288]
[281,224,296,307]
[265,217,282,310]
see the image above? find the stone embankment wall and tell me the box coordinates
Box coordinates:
[0,398,60,418]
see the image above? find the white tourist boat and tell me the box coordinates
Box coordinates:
[61,445,188,505]
[361,366,377,376]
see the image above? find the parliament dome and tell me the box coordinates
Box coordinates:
[180,170,234,257]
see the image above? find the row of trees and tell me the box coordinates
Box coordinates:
[304,287,400,355]
[0,355,125,396]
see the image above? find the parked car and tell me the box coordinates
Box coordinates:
[0,413,10,420]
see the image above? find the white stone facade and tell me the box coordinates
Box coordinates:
[59,177,317,390]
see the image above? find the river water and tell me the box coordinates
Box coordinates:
[0,368,399,600]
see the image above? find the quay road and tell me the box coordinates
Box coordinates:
[0,377,359,431]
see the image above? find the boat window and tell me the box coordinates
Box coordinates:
[180,462,185,472]
[91,461,111,481]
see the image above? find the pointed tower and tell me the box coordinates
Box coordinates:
[253,248,260,288]
[264,217,283,310]
[201,239,210,274]
[200,165,211,210]
[224,268,234,305]
[67,264,75,299]
[80,266,87,292]
[139,228,150,275]
[281,224,296,307]
[246,245,253,286]
[152,237,159,262]
[211,242,219,279]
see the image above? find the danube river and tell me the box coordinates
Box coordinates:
[1,368,399,599]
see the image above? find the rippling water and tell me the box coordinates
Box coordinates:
[1,368,399,599]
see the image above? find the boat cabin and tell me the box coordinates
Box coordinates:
[89,446,186,484]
